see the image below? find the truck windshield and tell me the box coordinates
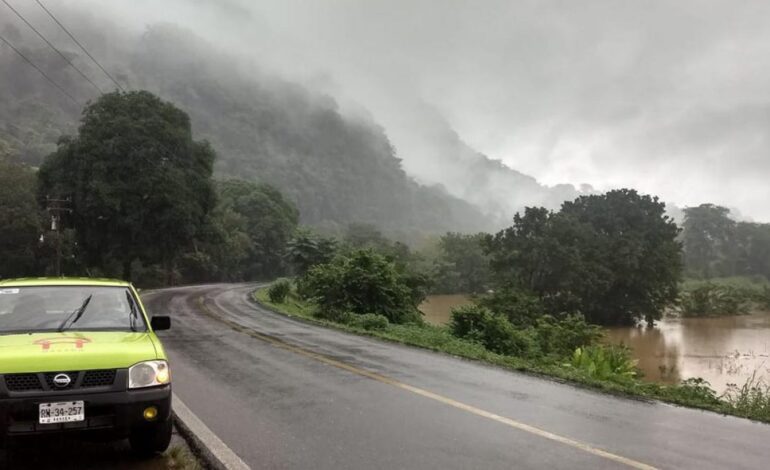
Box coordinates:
[0,286,147,334]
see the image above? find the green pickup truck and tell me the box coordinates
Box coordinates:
[0,278,172,456]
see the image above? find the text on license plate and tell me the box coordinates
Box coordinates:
[39,401,84,424]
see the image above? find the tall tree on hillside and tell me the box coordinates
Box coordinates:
[486,190,682,326]
[0,158,41,278]
[37,91,216,281]
[681,204,736,278]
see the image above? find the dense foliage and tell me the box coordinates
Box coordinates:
[0,158,41,278]
[299,249,424,324]
[37,91,216,281]
[430,233,491,294]
[485,190,683,325]
[682,204,770,280]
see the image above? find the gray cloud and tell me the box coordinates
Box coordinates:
[47,0,770,220]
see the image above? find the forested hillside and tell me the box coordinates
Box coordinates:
[0,19,490,237]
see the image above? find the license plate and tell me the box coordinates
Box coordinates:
[39,401,84,424]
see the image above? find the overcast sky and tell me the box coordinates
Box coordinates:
[57,0,770,220]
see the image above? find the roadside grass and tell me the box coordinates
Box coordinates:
[254,286,770,424]
[163,444,203,470]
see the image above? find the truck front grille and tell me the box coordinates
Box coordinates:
[5,374,43,392]
[4,369,118,393]
[82,369,117,388]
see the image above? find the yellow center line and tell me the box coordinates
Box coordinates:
[197,295,658,470]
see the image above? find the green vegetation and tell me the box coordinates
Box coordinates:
[430,233,492,294]
[0,91,302,286]
[0,158,41,278]
[299,249,425,324]
[267,279,292,303]
[485,190,682,326]
[255,282,770,423]
[682,204,770,280]
[570,346,637,381]
[678,277,770,316]
[38,91,216,282]
[722,374,770,421]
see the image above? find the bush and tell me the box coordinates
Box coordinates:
[301,249,421,323]
[533,314,602,357]
[679,283,751,316]
[449,305,535,357]
[722,374,770,420]
[570,345,638,382]
[268,279,291,303]
[477,288,545,327]
[675,378,721,405]
[350,313,390,331]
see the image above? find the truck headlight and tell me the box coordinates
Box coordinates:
[129,360,170,389]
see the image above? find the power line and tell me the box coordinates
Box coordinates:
[34,0,125,92]
[0,33,79,104]
[2,0,103,94]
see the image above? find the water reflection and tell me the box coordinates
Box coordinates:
[420,295,770,394]
[607,314,770,393]
[419,294,473,325]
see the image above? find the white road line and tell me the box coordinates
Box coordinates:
[173,393,251,470]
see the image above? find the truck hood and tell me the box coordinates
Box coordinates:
[0,331,161,374]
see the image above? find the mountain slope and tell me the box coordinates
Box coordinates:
[0,20,491,236]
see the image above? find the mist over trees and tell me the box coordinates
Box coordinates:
[0,20,493,236]
[682,204,770,280]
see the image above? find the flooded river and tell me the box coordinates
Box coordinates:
[420,295,770,393]
[419,294,474,325]
[606,314,770,393]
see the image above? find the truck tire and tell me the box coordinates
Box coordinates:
[129,417,173,457]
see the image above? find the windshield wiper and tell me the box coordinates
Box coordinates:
[58,294,92,332]
[126,290,138,332]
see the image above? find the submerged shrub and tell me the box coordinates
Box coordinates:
[679,283,751,316]
[268,279,291,303]
[533,314,602,357]
[570,345,638,382]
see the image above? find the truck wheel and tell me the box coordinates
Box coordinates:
[130,418,173,457]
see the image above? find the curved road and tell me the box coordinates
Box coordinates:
[142,284,770,470]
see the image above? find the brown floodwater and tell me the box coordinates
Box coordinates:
[420,295,770,393]
[606,314,770,393]
[419,294,473,325]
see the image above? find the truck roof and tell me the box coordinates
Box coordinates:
[0,277,131,287]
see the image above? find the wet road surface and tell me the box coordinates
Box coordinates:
[143,284,770,470]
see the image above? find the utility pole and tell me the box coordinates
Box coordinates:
[45,196,72,277]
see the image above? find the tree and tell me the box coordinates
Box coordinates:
[432,232,491,294]
[486,190,682,326]
[216,179,299,279]
[37,91,216,281]
[301,249,424,323]
[0,159,41,278]
[286,229,338,275]
[681,204,736,278]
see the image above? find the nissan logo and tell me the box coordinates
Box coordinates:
[53,373,72,388]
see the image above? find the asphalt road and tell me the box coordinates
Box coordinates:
[143,284,770,470]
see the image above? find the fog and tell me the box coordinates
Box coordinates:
[20,0,770,220]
